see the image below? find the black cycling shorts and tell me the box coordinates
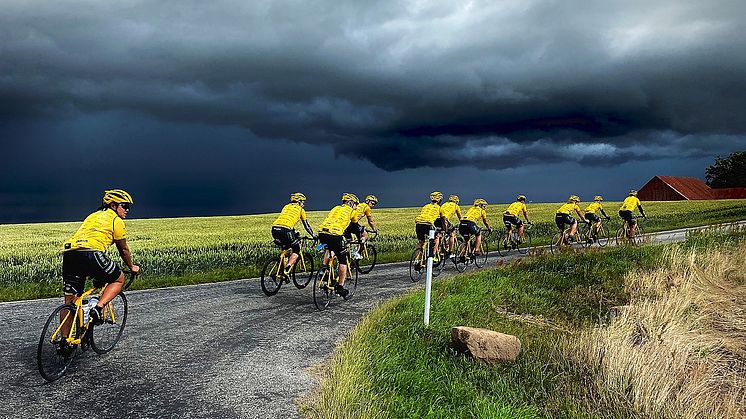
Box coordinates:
[618,210,636,224]
[434,218,454,233]
[62,250,122,296]
[555,213,576,231]
[502,214,522,228]
[415,223,435,241]
[459,220,481,237]
[343,222,364,240]
[318,233,349,265]
[271,226,300,253]
[584,213,600,223]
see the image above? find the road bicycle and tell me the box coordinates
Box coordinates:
[497,222,533,257]
[550,222,586,254]
[352,229,378,274]
[260,236,316,296]
[313,241,359,310]
[616,215,646,246]
[581,216,612,247]
[453,227,491,273]
[409,228,449,282]
[37,271,137,382]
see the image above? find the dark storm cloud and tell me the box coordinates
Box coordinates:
[2,0,746,170]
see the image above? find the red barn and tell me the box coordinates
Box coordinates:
[638,176,746,200]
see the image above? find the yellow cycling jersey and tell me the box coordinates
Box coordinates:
[63,209,125,252]
[557,203,581,215]
[620,196,641,211]
[440,202,461,220]
[464,206,486,222]
[415,203,441,225]
[584,202,603,214]
[355,202,372,220]
[272,203,307,229]
[504,201,526,217]
[319,205,358,235]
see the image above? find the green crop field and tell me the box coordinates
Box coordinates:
[1,199,745,301]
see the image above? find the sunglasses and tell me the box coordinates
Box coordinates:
[119,204,131,210]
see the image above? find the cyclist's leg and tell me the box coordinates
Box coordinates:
[84,251,124,309]
[61,251,86,337]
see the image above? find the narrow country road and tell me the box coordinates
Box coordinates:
[1,221,743,419]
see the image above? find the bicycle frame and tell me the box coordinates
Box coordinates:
[53,285,117,346]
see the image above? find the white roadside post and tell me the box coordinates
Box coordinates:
[424,227,435,327]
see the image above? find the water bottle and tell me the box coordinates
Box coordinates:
[86,297,99,323]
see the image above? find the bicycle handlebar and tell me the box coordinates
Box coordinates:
[122,270,139,291]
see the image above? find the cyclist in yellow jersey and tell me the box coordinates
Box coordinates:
[459,199,492,255]
[62,190,139,334]
[438,195,462,257]
[345,195,379,258]
[619,190,646,237]
[318,193,360,299]
[584,196,611,241]
[503,195,532,242]
[271,193,316,276]
[415,192,447,261]
[555,195,585,241]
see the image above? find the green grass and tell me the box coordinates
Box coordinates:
[301,230,746,418]
[1,199,745,301]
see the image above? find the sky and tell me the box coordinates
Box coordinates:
[1,0,745,223]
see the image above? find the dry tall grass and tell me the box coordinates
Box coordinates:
[570,242,746,418]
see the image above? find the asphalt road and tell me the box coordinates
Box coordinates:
[1,220,743,419]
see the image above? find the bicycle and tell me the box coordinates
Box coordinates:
[453,228,491,273]
[616,215,646,246]
[550,222,586,254]
[581,217,612,247]
[260,236,316,297]
[353,229,378,274]
[37,271,137,382]
[409,228,448,282]
[497,222,533,257]
[313,241,359,310]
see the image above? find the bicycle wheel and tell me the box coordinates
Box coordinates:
[635,223,646,244]
[37,304,78,382]
[344,262,359,298]
[517,231,532,254]
[91,293,128,354]
[313,266,333,310]
[615,227,630,246]
[260,256,283,296]
[356,243,377,274]
[550,232,563,254]
[454,240,468,272]
[597,224,610,247]
[293,252,315,289]
[496,229,509,257]
[432,242,447,277]
[409,248,424,282]
[475,237,489,268]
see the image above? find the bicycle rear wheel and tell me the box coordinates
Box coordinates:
[293,252,315,289]
[475,237,488,268]
[313,266,333,310]
[517,231,532,254]
[260,256,283,296]
[91,293,128,354]
[356,243,377,274]
[597,224,610,247]
[344,263,358,298]
[432,242,446,277]
[37,304,77,382]
[453,240,468,272]
[615,227,630,246]
[409,248,424,282]
[550,232,563,254]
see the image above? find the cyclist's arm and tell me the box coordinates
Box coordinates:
[302,219,315,237]
[365,214,377,231]
[481,214,491,230]
[114,238,138,272]
[575,208,586,221]
[638,204,646,218]
[456,208,462,221]
[600,208,609,218]
[521,208,530,223]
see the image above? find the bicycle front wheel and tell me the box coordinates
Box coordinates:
[91,293,128,354]
[260,257,283,296]
[517,231,532,254]
[293,252,315,289]
[409,248,424,282]
[597,224,610,247]
[313,266,333,310]
[356,243,377,274]
[38,304,77,382]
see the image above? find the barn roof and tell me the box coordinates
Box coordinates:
[655,176,715,200]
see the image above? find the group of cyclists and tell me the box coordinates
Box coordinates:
[59,188,646,312]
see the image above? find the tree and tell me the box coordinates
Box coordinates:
[705,151,746,188]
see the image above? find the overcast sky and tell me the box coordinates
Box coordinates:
[2,0,745,222]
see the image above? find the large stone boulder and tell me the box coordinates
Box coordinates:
[450,326,521,365]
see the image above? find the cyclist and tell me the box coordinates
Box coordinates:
[271,192,316,276]
[584,195,611,242]
[503,195,531,242]
[345,194,379,259]
[459,198,492,256]
[318,193,360,299]
[438,195,462,258]
[61,190,140,337]
[619,190,646,237]
[555,195,585,242]
[414,191,447,265]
